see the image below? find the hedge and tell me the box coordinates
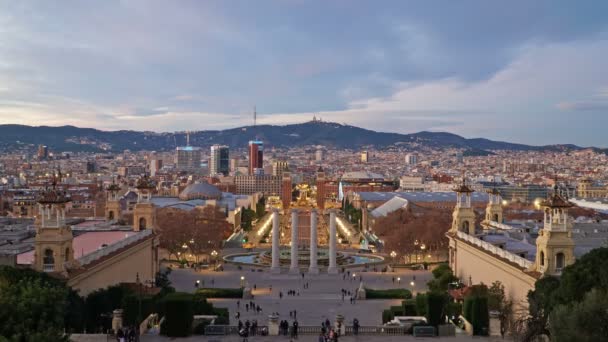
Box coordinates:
[390,305,404,317]
[382,309,394,323]
[415,293,428,316]
[122,294,156,326]
[213,307,230,325]
[426,292,447,327]
[159,292,194,337]
[196,288,243,298]
[470,297,489,336]
[365,288,412,299]
[402,299,417,316]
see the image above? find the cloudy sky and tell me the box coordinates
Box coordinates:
[1,1,608,146]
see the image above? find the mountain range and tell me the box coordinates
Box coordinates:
[0,121,594,153]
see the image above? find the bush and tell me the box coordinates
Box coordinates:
[382,309,394,323]
[365,288,412,299]
[463,297,473,321]
[470,296,489,336]
[402,299,417,316]
[426,292,447,327]
[122,294,156,326]
[213,307,230,325]
[390,305,404,317]
[196,288,243,298]
[193,319,212,335]
[192,293,215,315]
[159,292,194,337]
[415,293,428,316]
[445,302,462,320]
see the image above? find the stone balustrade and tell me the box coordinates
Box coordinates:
[456,231,533,269]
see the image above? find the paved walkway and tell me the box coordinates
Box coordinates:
[169,263,432,326]
[141,334,506,341]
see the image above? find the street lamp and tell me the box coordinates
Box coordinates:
[240,276,245,288]
[390,250,397,264]
[397,277,401,284]
[195,280,200,288]
[211,250,218,266]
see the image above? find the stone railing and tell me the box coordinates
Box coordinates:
[485,221,517,231]
[456,231,533,270]
[74,229,153,267]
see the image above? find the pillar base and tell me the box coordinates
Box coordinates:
[289,267,300,275]
[308,266,319,274]
[327,266,338,274]
[270,266,281,274]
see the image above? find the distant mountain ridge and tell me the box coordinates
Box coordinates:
[0,121,589,153]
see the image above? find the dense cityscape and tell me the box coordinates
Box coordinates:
[2,2,608,342]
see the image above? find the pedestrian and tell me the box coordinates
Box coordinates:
[245,304,249,312]
[237,300,240,308]
[293,320,299,338]
[353,318,360,336]
[392,277,395,284]
[294,309,297,319]
[318,331,326,342]
[254,284,257,290]
[280,291,283,299]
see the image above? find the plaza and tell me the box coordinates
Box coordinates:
[169,259,433,326]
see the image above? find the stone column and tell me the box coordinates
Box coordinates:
[268,313,279,336]
[289,208,299,274]
[271,208,281,274]
[309,209,319,274]
[328,209,338,274]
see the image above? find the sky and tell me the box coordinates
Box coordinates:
[1,1,608,146]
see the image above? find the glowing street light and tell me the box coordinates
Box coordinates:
[240,276,245,287]
[397,277,401,283]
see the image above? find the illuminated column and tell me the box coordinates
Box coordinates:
[328,209,338,274]
[289,208,299,274]
[309,209,319,274]
[271,208,281,274]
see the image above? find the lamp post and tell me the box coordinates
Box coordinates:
[240,276,245,288]
[211,250,218,267]
[410,281,415,296]
[390,251,397,267]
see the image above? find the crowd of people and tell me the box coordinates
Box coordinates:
[114,326,139,342]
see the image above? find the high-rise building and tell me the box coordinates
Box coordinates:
[86,161,97,173]
[272,160,289,177]
[315,148,324,162]
[234,175,281,195]
[37,145,49,160]
[149,159,163,177]
[248,140,264,175]
[176,146,202,172]
[361,151,369,163]
[210,145,230,176]
[405,153,418,165]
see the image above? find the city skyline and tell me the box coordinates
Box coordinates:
[1,1,608,146]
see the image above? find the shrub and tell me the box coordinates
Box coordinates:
[426,292,447,327]
[470,296,489,336]
[159,292,194,337]
[402,299,417,316]
[193,319,212,335]
[415,293,428,316]
[445,301,462,320]
[196,288,243,298]
[122,294,156,326]
[192,293,215,315]
[382,309,394,323]
[365,288,412,299]
[213,307,230,325]
[463,297,473,321]
[390,305,404,317]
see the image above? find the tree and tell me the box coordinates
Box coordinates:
[488,281,512,337]
[549,289,608,342]
[426,292,448,327]
[427,264,458,293]
[157,206,232,261]
[0,266,71,341]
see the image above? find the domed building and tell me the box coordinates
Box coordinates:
[178,182,222,201]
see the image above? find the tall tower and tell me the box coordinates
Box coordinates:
[484,188,503,224]
[450,178,476,235]
[316,167,326,210]
[248,140,264,175]
[281,172,292,210]
[133,176,157,231]
[105,179,122,221]
[34,182,74,274]
[535,186,575,276]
